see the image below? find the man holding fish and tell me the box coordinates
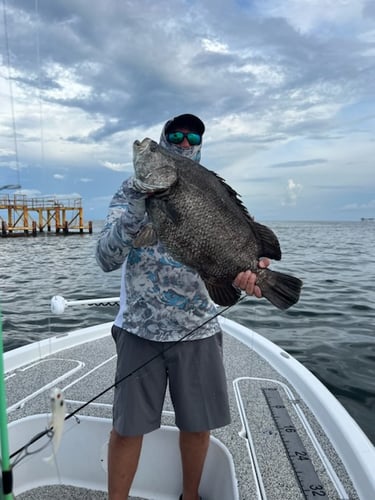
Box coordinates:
[97,114,273,500]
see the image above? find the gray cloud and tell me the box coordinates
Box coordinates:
[4,0,373,140]
[1,0,374,220]
[270,159,327,168]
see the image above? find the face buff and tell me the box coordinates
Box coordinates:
[159,125,202,163]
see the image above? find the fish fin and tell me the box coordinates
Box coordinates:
[212,171,255,224]
[133,224,158,247]
[159,201,179,224]
[257,269,303,310]
[147,197,180,224]
[44,452,54,464]
[203,279,242,306]
[150,197,180,224]
[253,222,282,260]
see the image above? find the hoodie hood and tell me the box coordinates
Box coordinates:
[159,115,204,163]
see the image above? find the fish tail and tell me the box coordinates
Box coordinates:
[257,269,303,310]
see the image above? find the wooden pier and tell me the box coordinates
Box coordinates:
[0,195,93,237]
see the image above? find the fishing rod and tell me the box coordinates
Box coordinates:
[0,308,13,500]
[9,294,247,463]
[65,296,243,422]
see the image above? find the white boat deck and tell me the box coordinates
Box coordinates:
[4,319,373,499]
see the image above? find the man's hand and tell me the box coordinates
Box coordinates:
[233,258,271,298]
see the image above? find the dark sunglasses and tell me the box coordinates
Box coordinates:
[166,131,202,146]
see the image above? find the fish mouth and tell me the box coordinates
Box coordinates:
[133,137,154,152]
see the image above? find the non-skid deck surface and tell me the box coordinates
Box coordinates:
[7,329,359,500]
[17,486,141,499]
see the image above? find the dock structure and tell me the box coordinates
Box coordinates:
[0,195,93,237]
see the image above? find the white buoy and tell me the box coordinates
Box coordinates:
[50,295,66,315]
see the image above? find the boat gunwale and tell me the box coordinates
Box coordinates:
[219,316,375,500]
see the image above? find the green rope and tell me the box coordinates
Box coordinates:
[0,307,13,499]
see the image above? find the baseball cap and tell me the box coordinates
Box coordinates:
[165,114,205,136]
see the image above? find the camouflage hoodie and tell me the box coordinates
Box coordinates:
[95,123,219,341]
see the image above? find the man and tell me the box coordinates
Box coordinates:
[96,114,269,500]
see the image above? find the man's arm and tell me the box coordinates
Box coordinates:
[96,178,148,272]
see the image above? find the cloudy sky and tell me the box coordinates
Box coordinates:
[0,0,374,221]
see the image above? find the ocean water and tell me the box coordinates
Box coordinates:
[0,221,374,444]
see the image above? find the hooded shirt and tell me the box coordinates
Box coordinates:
[159,123,202,163]
[95,121,219,341]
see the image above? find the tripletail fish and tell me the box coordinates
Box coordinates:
[133,138,302,309]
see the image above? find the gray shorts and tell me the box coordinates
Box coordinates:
[111,325,231,436]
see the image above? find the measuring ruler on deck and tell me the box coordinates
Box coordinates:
[263,388,327,499]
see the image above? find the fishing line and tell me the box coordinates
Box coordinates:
[2,0,62,486]
[34,0,45,169]
[32,0,56,435]
[9,295,248,462]
[2,0,21,189]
